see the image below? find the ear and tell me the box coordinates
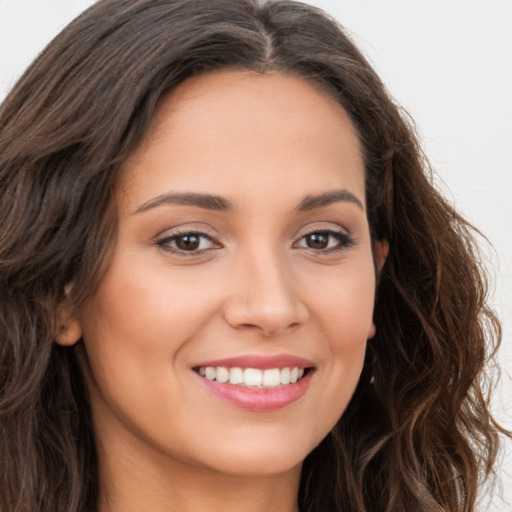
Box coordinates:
[368,240,389,340]
[375,239,389,271]
[55,309,82,346]
[367,322,376,340]
[55,284,82,346]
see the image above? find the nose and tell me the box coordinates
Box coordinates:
[223,249,309,337]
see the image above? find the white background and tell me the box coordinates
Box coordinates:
[1,1,510,510]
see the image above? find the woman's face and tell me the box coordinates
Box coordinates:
[67,71,378,479]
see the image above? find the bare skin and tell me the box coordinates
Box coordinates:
[59,71,385,512]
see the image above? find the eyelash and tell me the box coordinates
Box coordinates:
[293,229,355,253]
[155,229,219,256]
[155,228,355,256]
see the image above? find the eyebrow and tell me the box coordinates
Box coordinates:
[133,188,363,215]
[133,192,234,214]
[296,189,364,211]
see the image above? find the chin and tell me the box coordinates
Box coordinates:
[188,425,322,478]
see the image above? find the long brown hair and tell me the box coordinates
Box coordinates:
[0,1,507,510]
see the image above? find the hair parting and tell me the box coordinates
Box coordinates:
[0,1,508,511]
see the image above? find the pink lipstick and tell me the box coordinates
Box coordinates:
[193,354,315,411]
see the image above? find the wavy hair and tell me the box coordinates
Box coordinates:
[0,1,506,511]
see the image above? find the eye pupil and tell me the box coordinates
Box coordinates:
[176,234,200,251]
[307,233,329,249]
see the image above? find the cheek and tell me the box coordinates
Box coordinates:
[311,258,376,343]
[80,257,222,354]
[306,259,375,414]
[75,260,220,438]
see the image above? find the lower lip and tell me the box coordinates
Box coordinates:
[197,371,313,411]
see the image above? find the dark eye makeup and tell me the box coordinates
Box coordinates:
[156,230,221,255]
[293,229,355,253]
[155,228,355,257]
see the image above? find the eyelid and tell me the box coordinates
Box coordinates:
[298,223,349,237]
[295,223,351,242]
[155,225,215,240]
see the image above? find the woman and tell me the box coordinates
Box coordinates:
[0,1,507,511]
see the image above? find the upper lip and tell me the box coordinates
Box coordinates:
[193,354,315,370]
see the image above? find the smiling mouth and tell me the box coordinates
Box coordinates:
[193,366,310,389]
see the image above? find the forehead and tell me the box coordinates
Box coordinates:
[118,70,365,212]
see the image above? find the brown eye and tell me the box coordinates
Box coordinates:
[175,234,201,251]
[294,229,355,253]
[157,231,220,254]
[305,232,329,249]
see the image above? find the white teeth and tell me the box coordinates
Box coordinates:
[216,366,229,383]
[229,367,244,385]
[263,368,281,387]
[244,368,263,387]
[197,366,307,388]
[204,367,216,380]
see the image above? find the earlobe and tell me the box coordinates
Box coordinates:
[55,284,82,345]
[55,313,82,346]
[367,322,376,340]
[55,283,82,346]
